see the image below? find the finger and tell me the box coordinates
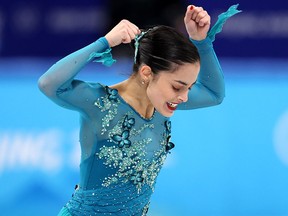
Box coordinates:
[128,25,138,39]
[191,7,204,20]
[123,19,140,35]
[119,20,138,43]
[198,15,210,27]
[125,20,140,38]
[122,33,131,44]
[129,22,141,35]
[195,10,208,23]
[184,5,194,23]
[123,28,136,44]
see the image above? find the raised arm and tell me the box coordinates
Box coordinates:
[38,19,140,111]
[179,4,241,110]
[38,37,111,110]
[179,37,224,110]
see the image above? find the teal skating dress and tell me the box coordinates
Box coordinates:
[38,5,241,216]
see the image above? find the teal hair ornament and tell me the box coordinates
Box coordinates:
[134,29,152,64]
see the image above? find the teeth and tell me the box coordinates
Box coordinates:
[168,102,177,108]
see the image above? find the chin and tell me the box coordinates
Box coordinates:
[157,108,174,118]
[153,102,176,117]
[164,113,174,117]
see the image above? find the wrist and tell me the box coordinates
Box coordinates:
[188,33,208,41]
[98,37,110,49]
[104,34,115,48]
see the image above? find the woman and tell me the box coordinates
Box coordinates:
[38,4,240,216]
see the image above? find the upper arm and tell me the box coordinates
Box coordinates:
[38,77,94,113]
[178,81,225,110]
[178,38,225,110]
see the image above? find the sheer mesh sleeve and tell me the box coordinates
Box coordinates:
[38,37,114,114]
[178,4,241,110]
[178,38,225,110]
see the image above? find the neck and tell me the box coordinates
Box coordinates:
[111,75,154,119]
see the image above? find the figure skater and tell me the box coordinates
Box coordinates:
[38,4,241,216]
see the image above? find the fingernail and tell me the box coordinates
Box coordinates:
[190,5,194,10]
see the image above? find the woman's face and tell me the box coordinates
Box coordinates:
[146,62,200,117]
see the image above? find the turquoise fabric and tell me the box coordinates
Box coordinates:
[40,38,222,216]
[58,207,72,216]
[208,4,242,42]
[39,5,239,216]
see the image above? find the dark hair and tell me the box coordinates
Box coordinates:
[132,25,200,74]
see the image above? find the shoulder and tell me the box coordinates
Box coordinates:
[72,80,109,98]
[76,81,104,91]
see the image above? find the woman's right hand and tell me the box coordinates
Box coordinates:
[105,19,140,48]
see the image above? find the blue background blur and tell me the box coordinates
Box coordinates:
[1,0,288,215]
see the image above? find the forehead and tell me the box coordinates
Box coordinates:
[157,63,200,82]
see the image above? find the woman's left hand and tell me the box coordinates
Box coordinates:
[184,5,211,41]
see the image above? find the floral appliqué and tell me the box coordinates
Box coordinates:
[95,86,175,193]
[112,130,131,148]
[98,119,174,192]
[111,115,135,148]
[94,86,120,134]
[164,120,175,152]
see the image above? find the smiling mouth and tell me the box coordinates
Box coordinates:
[167,102,178,111]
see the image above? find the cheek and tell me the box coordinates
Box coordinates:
[146,83,172,106]
[146,85,161,105]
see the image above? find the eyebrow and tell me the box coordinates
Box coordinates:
[175,80,188,86]
[174,80,197,86]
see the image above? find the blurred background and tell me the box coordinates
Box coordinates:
[1,0,288,215]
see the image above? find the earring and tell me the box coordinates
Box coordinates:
[141,80,145,85]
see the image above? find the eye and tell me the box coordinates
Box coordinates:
[172,86,181,92]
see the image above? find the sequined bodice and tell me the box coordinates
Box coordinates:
[78,84,173,193]
[57,83,174,215]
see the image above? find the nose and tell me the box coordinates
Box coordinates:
[178,91,188,103]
